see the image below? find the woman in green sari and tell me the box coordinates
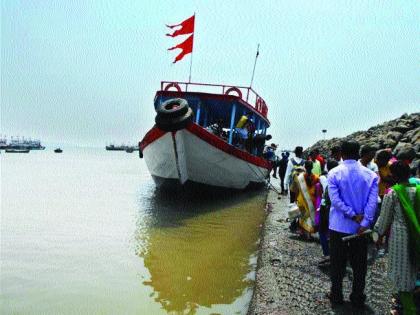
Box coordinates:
[374,161,420,315]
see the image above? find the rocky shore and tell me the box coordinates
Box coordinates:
[248,189,393,315]
[306,112,420,166]
[248,113,419,314]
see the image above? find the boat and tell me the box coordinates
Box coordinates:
[106,144,139,151]
[139,81,271,190]
[0,136,45,150]
[5,149,30,153]
[105,144,126,151]
[54,148,63,153]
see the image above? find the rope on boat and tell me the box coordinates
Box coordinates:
[245,162,281,195]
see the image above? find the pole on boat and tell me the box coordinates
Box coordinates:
[188,12,195,83]
[249,44,260,89]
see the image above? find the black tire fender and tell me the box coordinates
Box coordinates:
[155,108,194,132]
[156,98,189,118]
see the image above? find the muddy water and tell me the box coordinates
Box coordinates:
[1,148,266,314]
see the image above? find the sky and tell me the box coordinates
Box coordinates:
[1,1,419,149]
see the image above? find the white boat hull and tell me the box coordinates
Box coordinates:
[141,125,270,190]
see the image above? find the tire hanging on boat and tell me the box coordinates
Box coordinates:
[155,107,194,132]
[156,98,189,118]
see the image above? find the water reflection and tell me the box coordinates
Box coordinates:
[136,188,266,314]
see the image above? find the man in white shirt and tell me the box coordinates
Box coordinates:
[284,146,305,203]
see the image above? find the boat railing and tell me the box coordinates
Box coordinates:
[160,81,268,118]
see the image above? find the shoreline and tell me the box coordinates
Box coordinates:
[248,188,394,315]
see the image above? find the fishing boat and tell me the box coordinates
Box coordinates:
[5,149,30,153]
[54,148,63,153]
[139,81,271,190]
[105,144,126,151]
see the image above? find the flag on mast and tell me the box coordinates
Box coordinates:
[166,15,195,63]
[166,15,195,37]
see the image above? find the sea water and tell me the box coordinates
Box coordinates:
[0,148,266,314]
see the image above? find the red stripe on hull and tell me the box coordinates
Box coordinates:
[140,124,272,169]
[139,125,166,151]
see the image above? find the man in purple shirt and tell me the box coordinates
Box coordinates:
[327,140,378,308]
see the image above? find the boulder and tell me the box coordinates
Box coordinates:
[386,131,403,141]
[391,124,411,133]
[392,142,414,158]
[305,112,420,156]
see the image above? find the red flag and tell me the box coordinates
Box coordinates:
[166,15,195,37]
[168,34,193,63]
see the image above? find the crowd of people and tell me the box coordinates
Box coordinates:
[271,141,419,314]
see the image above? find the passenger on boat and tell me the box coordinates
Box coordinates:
[254,134,272,157]
[235,121,252,150]
[263,143,277,164]
[245,119,256,153]
[206,119,224,137]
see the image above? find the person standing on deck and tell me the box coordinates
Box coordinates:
[285,146,305,203]
[253,134,272,157]
[327,140,379,308]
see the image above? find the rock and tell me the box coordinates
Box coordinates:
[306,112,419,156]
[391,124,411,133]
[403,127,420,144]
[393,142,414,158]
[383,138,397,148]
[386,131,403,141]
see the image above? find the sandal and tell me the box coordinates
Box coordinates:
[318,256,330,266]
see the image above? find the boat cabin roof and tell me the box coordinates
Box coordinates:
[154,81,270,128]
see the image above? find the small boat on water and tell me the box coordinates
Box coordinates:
[105,144,126,151]
[5,149,30,153]
[139,81,271,190]
[54,148,63,153]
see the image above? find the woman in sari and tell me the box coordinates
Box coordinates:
[374,161,419,315]
[296,160,322,239]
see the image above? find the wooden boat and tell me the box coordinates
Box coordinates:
[139,81,272,190]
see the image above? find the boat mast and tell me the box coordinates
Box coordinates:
[249,44,260,89]
[188,12,196,83]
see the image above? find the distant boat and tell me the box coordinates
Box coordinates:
[54,148,63,153]
[105,144,126,151]
[5,149,30,153]
[0,136,45,150]
[106,144,138,151]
